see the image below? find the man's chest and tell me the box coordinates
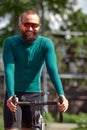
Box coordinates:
[12,43,44,65]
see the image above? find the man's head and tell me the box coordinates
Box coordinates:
[19,10,41,42]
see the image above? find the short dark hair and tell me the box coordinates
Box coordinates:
[19,9,40,24]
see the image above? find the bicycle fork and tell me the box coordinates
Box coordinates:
[33,110,46,130]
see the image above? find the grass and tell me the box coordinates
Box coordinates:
[0,104,4,130]
[72,128,87,130]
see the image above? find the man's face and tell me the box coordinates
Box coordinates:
[20,14,40,42]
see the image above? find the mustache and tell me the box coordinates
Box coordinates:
[25,30,34,33]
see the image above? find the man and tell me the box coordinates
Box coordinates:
[3,9,69,130]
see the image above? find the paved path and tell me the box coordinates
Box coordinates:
[47,123,77,130]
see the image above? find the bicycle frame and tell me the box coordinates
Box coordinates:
[18,100,57,130]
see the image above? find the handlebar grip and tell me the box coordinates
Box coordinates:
[12,95,16,103]
[59,96,63,122]
[59,96,63,104]
[12,95,17,122]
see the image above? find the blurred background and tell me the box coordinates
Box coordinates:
[0,0,87,130]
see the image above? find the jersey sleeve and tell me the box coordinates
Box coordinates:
[2,38,15,98]
[44,39,64,95]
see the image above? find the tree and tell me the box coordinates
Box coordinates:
[0,0,69,46]
[0,0,40,46]
[60,8,87,32]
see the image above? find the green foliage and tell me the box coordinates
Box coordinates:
[0,105,4,130]
[72,128,87,130]
[0,0,69,47]
[55,34,87,74]
[76,113,87,128]
[43,111,54,122]
[68,36,86,45]
[43,112,87,129]
[0,117,3,130]
[55,113,78,123]
[43,111,87,128]
[45,0,68,13]
[55,112,87,128]
[0,0,40,47]
[69,10,87,32]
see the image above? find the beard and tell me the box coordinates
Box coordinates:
[21,30,39,42]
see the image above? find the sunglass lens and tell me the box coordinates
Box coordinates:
[22,23,39,29]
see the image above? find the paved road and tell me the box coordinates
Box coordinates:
[47,123,77,130]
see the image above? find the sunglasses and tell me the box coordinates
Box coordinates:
[21,22,40,29]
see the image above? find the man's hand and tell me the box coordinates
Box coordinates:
[57,95,69,112]
[7,96,18,112]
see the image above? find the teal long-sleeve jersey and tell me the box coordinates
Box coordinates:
[3,35,64,97]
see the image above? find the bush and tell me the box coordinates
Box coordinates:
[76,113,87,128]
[55,113,78,123]
[55,112,87,127]
[72,128,87,130]
[43,111,54,122]
[0,105,4,130]
[55,112,87,130]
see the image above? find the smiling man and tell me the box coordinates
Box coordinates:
[3,10,68,130]
[19,10,41,42]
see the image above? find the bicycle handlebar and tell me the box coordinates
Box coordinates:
[18,100,57,106]
[12,95,63,123]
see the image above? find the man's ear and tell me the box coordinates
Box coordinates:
[19,24,22,30]
[19,24,21,29]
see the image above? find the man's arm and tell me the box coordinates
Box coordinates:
[3,38,15,98]
[44,39,64,95]
[44,39,69,111]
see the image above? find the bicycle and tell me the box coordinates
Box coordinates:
[12,92,63,130]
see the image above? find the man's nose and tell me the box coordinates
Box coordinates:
[28,26,33,30]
